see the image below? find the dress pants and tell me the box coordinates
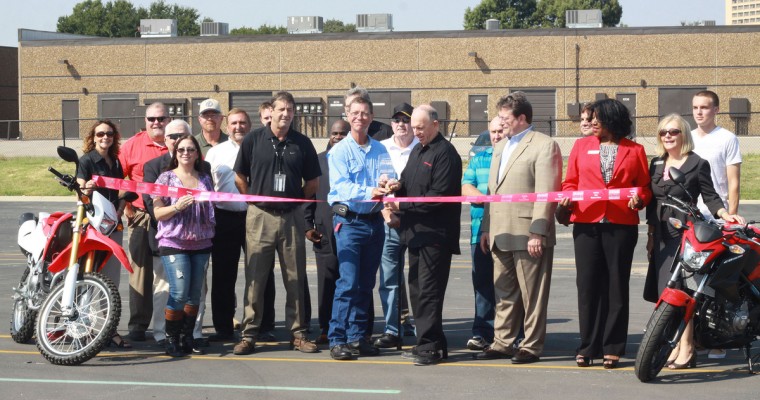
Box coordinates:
[573,223,638,357]
[408,245,452,353]
[328,214,383,346]
[240,205,308,339]
[211,208,247,335]
[470,242,495,341]
[491,246,554,356]
[127,209,154,334]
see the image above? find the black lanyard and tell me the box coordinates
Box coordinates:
[271,139,287,173]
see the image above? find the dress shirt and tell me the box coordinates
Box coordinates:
[497,126,532,181]
[206,140,247,212]
[380,136,420,175]
[327,133,389,215]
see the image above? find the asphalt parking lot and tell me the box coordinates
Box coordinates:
[0,199,758,400]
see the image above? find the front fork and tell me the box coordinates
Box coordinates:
[60,200,87,318]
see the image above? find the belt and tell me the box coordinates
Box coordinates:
[334,206,381,221]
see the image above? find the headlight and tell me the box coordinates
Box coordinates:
[97,217,117,236]
[681,239,712,272]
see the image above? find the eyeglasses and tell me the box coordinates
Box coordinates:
[331,131,348,136]
[349,111,371,119]
[659,129,682,137]
[166,133,183,140]
[95,131,114,138]
[146,116,168,123]
[392,117,411,124]
[176,147,197,154]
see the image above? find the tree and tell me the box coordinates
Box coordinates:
[57,0,201,38]
[230,24,287,35]
[464,0,538,30]
[464,0,622,30]
[323,19,357,33]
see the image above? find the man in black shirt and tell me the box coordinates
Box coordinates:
[232,91,320,355]
[390,104,462,365]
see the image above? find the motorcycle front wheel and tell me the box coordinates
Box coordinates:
[634,303,685,382]
[10,266,37,344]
[35,272,120,366]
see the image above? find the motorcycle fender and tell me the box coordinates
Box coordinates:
[47,228,133,274]
[656,288,696,322]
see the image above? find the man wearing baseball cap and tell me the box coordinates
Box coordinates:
[195,98,228,157]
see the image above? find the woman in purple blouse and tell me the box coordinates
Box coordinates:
[152,134,215,357]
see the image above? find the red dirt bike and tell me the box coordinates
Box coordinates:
[635,167,760,382]
[21,146,134,365]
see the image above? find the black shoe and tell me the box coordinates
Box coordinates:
[330,344,353,360]
[128,331,146,342]
[414,350,442,366]
[348,338,380,356]
[511,349,540,364]
[373,333,401,348]
[208,332,236,342]
[194,337,210,347]
[473,346,514,360]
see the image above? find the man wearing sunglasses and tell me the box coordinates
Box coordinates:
[119,103,171,343]
[375,102,418,349]
[195,98,228,157]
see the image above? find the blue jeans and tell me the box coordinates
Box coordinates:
[471,243,495,341]
[328,214,384,346]
[378,225,407,336]
[161,251,210,312]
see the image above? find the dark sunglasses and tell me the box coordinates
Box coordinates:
[95,131,115,138]
[392,117,411,124]
[147,116,168,123]
[176,147,197,154]
[166,133,183,140]
[658,129,682,137]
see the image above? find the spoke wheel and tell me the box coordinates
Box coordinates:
[10,267,37,344]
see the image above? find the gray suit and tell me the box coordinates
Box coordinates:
[482,129,562,356]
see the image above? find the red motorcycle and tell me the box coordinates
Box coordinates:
[635,167,760,382]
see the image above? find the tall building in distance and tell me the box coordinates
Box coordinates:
[726,0,760,25]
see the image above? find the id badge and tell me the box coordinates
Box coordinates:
[273,173,286,192]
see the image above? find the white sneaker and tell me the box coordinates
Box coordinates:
[707,349,727,359]
[466,336,488,351]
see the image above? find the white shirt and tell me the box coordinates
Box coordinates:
[380,135,420,175]
[497,126,532,182]
[205,140,248,212]
[692,126,741,220]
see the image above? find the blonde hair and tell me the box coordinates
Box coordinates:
[655,114,694,157]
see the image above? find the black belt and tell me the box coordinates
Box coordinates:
[332,204,380,220]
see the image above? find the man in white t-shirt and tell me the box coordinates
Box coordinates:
[691,90,742,222]
[691,90,742,359]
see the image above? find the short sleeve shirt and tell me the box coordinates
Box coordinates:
[234,126,320,210]
[692,126,742,218]
[77,150,124,207]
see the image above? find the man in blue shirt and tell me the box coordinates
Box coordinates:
[461,117,504,351]
[327,97,392,360]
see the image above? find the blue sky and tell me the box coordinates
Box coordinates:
[1,0,725,47]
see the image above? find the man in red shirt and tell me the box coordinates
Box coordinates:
[119,103,170,342]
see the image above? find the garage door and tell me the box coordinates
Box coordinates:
[229,91,273,130]
[514,88,556,136]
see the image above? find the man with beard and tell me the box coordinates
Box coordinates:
[119,102,170,342]
[195,98,228,157]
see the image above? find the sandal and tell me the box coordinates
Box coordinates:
[576,354,592,367]
[109,333,132,349]
[603,356,620,369]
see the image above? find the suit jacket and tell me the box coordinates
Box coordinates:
[562,136,652,225]
[483,130,562,251]
[646,151,724,227]
[303,150,337,255]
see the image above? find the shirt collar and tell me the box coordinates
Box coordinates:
[508,125,532,143]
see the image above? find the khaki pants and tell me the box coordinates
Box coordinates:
[240,205,307,339]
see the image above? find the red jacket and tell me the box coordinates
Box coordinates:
[562,136,652,225]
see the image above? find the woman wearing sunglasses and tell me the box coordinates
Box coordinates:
[76,119,131,348]
[644,114,744,369]
[559,99,651,369]
[152,134,216,357]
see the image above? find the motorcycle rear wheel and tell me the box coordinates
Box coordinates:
[35,272,120,366]
[10,267,37,344]
[634,303,685,382]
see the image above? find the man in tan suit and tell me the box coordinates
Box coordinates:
[474,92,562,364]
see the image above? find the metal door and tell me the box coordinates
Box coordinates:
[658,87,706,130]
[229,91,273,130]
[98,95,139,138]
[61,100,79,139]
[468,95,488,136]
[327,96,345,133]
[514,88,556,136]
[616,93,637,138]
[370,91,412,125]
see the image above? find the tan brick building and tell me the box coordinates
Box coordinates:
[17,25,760,141]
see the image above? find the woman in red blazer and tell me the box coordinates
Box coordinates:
[559,99,652,369]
